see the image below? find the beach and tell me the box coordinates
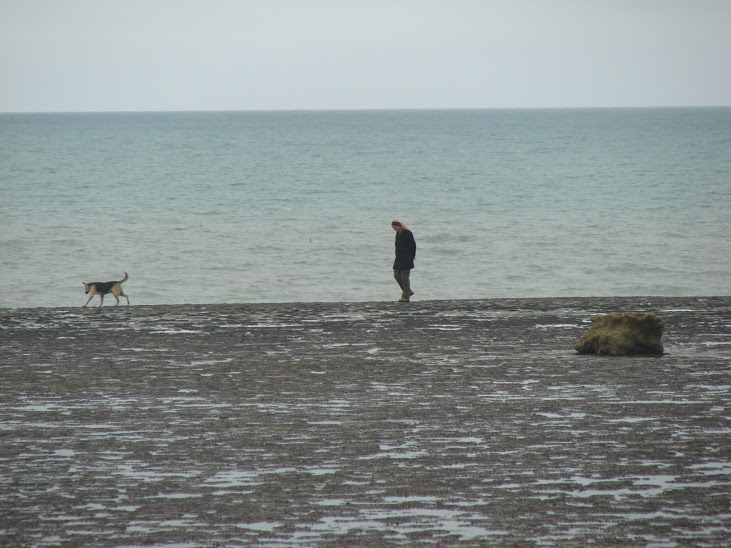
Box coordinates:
[1,296,730,546]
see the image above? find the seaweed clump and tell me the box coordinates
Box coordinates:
[575,312,665,356]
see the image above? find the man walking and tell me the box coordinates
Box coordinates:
[391,220,416,302]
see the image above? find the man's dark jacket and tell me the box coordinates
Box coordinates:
[393,229,416,270]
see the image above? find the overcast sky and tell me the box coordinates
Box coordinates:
[1,0,730,112]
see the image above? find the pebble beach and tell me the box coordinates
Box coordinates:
[1,296,730,546]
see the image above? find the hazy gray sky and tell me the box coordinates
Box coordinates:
[1,0,730,112]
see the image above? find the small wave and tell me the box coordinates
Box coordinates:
[422,233,475,244]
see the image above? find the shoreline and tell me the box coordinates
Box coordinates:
[1,294,730,311]
[1,296,730,545]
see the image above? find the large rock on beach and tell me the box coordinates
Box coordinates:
[575,311,665,355]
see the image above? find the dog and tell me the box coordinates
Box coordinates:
[83,272,130,307]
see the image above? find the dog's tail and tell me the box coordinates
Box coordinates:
[119,272,129,284]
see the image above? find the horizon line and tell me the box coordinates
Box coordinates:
[2,105,730,115]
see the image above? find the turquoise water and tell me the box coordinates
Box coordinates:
[1,108,729,307]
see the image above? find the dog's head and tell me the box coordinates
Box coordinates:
[83,282,91,294]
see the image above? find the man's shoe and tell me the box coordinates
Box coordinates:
[399,298,410,302]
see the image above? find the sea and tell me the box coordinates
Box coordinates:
[1,108,729,308]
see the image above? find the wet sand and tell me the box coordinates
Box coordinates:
[1,297,730,546]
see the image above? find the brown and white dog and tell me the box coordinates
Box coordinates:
[83,272,130,307]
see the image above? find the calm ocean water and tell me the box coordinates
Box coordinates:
[1,108,729,308]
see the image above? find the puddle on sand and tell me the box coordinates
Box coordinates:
[297,507,506,542]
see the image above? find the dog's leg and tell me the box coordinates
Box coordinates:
[98,294,105,307]
[113,285,129,305]
[83,288,96,307]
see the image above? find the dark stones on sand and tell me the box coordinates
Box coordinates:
[575,312,665,355]
[2,298,731,545]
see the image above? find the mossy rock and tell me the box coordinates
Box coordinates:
[575,312,665,356]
